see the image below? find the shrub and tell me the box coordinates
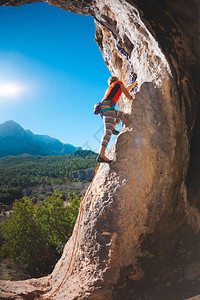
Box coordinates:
[1,190,81,277]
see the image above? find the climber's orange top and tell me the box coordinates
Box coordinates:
[103,80,122,105]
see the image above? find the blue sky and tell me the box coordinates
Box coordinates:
[0,2,116,152]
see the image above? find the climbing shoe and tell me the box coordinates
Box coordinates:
[97,155,112,164]
[112,128,119,135]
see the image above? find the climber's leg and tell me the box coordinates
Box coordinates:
[115,110,124,125]
[99,110,115,162]
[112,110,124,135]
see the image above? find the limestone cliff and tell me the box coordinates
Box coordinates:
[0,0,199,299]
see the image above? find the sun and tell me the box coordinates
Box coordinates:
[0,83,24,98]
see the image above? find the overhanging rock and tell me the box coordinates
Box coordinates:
[0,0,200,299]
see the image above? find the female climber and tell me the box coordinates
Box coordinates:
[97,76,137,163]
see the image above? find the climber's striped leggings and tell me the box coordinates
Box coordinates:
[101,100,124,148]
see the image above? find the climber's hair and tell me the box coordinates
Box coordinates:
[108,76,119,85]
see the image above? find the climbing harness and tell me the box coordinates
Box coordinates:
[94,99,115,115]
[43,163,100,300]
[101,104,114,115]
[94,99,115,117]
[100,99,115,115]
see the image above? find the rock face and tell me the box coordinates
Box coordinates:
[0,0,200,299]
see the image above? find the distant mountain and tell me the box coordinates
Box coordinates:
[0,120,81,158]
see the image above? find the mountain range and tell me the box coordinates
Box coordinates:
[0,121,80,158]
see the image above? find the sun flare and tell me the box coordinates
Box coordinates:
[0,83,24,98]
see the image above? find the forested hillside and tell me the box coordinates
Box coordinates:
[0,150,97,206]
[0,150,97,280]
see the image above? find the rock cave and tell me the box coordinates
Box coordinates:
[0,0,199,299]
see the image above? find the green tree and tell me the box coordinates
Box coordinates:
[0,187,22,205]
[1,191,81,277]
[36,190,81,254]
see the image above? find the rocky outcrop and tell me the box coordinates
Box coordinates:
[72,169,95,182]
[0,0,199,299]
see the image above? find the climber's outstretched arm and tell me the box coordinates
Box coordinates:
[126,81,138,91]
[121,83,134,100]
